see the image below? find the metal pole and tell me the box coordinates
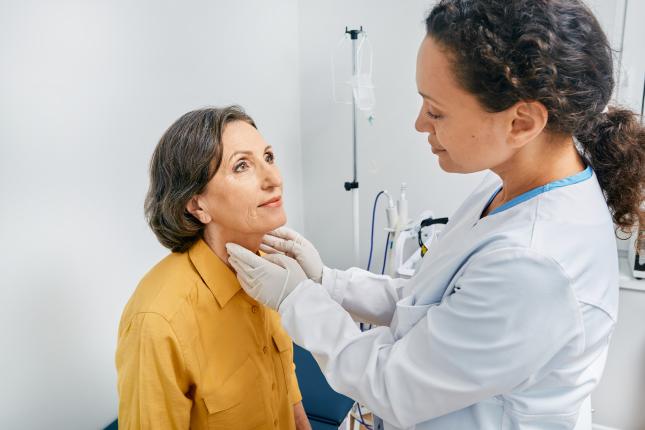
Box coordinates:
[343,27,362,267]
[351,35,360,266]
[352,37,358,184]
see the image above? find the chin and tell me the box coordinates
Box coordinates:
[263,210,287,233]
[437,156,460,173]
[437,155,477,174]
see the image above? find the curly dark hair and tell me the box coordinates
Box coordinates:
[144,106,256,252]
[426,0,645,241]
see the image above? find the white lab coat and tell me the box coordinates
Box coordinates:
[278,169,619,430]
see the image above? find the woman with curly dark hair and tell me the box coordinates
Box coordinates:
[227,1,645,429]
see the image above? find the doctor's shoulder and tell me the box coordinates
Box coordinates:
[456,246,578,307]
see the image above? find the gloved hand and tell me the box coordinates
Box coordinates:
[226,243,308,310]
[260,226,324,283]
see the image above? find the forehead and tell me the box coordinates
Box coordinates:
[416,37,461,99]
[221,120,265,153]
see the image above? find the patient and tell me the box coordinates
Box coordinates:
[116,106,310,430]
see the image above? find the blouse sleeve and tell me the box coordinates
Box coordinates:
[116,312,192,429]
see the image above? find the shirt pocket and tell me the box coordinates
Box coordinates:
[272,331,293,395]
[203,355,266,430]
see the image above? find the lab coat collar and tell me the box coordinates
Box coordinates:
[188,238,241,308]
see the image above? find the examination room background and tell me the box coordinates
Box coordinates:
[0,1,643,429]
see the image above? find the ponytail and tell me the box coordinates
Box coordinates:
[575,107,645,242]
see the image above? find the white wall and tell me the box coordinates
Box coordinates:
[0,1,303,429]
[298,0,485,270]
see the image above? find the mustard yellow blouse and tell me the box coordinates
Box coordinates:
[116,238,302,429]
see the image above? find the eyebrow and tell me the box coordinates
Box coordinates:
[418,91,443,106]
[228,146,272,163]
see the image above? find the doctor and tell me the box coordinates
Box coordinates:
[228,0,645,428]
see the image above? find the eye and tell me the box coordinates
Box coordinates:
[264,151,275,163]
[426,110,443,120]
[234,160,249,173]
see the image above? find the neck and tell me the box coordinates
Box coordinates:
[491,134,585,208]
[201,224,263,271]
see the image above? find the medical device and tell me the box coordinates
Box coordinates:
[397,183,409,231]
[367,184,409,275]
[332,26,375,266]
[388,211,449,278]
[332,27,375,120]
[366,185,449,278]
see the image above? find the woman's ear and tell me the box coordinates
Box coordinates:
[186,195,212,224]
[507,100,549,148]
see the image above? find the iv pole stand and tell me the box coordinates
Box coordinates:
[344,26,362,267]
[343,29,385,430]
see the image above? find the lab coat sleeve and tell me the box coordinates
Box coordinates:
[279,248,582,428]
[321,266,409,326]
[116,312,192,430]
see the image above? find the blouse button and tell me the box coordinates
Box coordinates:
[263,346,269,354]
[251,305,259,314]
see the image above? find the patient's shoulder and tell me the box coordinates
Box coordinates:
[122,252,201,323]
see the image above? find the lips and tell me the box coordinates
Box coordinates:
[259,196,282,207]
[430,145,446,154]
[428,137,445,154]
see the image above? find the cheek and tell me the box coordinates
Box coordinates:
[205,172,286,232]
[207,178,256,223]
[465,123,513,168]
[435,121,476,155]
[436,121,493,169]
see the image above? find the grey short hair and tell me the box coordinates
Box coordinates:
[144,106,256,252]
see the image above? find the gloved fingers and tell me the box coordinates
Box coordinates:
[267,226,300,241]
[228,254,254,275]
[259,243,282,255]
[262,234,296,255]
[230,256,264,289]
[265,253,306,277]
[238,270,257,292]
[274,279,288,309]
[269,227,314,249]
[229,257,259,292]
[226,243,266,268]
[263,253,293,269]
[301,236,316,249]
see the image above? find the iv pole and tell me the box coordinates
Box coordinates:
[343,26,384,429]
[343,26,363,267]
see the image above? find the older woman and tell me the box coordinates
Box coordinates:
[116,106,310,430]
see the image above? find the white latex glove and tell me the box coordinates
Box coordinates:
[260,226,324,283]
[226,243,308,310]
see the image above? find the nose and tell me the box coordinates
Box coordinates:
[414,106,435,134]
[261,162,282,190]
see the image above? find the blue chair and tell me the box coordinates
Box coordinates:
[293,344,355,430]
[105,345,354,430]
[104,419,117,430]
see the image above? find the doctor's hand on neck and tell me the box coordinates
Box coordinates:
[226,243,308,310]
[260,226,324,283]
